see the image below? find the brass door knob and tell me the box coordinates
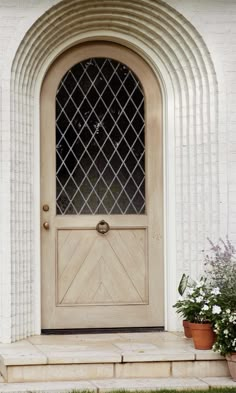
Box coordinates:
[43,221,50,230]
[96,220,110,234]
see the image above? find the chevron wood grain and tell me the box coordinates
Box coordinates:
[57,229,147,305]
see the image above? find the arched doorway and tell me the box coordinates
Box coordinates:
[40,42,163,330]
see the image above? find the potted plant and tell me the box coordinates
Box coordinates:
[213,310,236,381]
[174,277,222,349]
[174,237,236,352]
[204,238,236,379]
[187,279,221,350]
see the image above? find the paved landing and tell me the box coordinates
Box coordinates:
[0,332,224,366]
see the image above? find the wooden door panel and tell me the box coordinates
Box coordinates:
[57,229,147,305]
[107,230,147,299]
[57,230,98,303]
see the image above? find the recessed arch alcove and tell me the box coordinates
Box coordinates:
[6,0,219,342]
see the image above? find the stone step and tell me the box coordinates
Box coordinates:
[0,377,235,392]
[0,356,230,383]
[0,333,231,383]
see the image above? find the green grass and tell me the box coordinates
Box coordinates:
[109,387,236,393]
[71,388,236,393]
[109,389,236,393]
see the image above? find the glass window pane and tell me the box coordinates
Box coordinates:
[56,58,145,215]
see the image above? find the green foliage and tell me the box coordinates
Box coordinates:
[178,273,189,296]
[204,237,236,310]
[213,309,236,356]
[200,237,236,355]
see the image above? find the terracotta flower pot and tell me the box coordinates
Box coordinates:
[189,322,215,350]
[226,353,236,381]
[183,320,192,338]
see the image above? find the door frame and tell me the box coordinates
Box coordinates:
[34,36,177,334]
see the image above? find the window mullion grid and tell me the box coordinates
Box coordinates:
[56,66,88,122]
[56,81,103,182]
[56,177,80,215]
[112,67,141,113]
[123,169,145,214]
[56,104,83,176]
[73,164,103,215]
[89,60,145,214]
[56,58,145,215]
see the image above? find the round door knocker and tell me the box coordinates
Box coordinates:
[96,220,110,235]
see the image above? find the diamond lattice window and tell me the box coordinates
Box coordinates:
[56,58,145,215]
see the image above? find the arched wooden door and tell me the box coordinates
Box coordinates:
[40,42,163,330]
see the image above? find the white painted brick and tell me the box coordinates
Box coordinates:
[0,0,235,341]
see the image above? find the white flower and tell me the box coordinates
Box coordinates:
[178,296,184,301]
[190,298,195,303]
[224,329,229,335]
[187,288,194,296]
[211,287,221,295]
[212,305,222,314]
[202,304,209,311]
[200,289,205,296]
[196,281,203,288]
[226,309,231,314]
[196,296,203,303]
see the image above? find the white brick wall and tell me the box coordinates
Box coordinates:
[0,0,59,342]
[0,0,235,342]
[166,0,236,242]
